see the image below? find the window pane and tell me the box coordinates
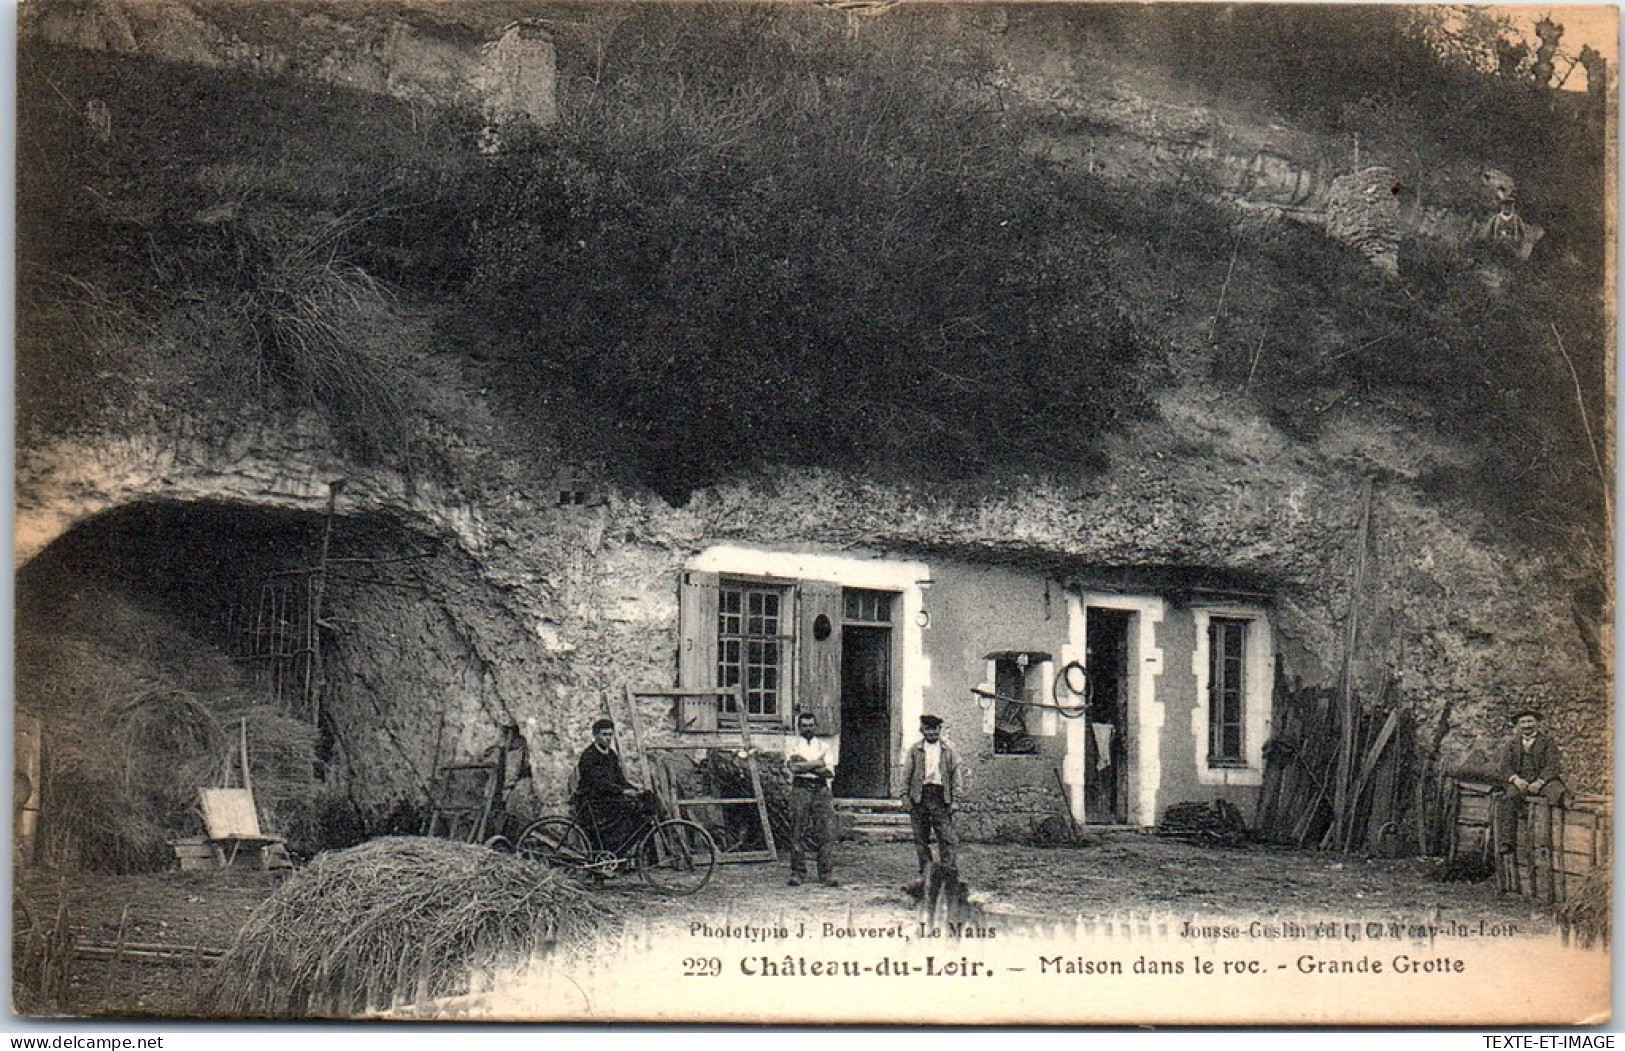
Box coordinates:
[844,589,893,623]
[716,580,789,720]
[1209,619,1247,762]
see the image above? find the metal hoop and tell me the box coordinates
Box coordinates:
[1053,661,1091,719]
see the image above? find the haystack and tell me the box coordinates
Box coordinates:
[18,582,320,871]
[203,837,616,1018]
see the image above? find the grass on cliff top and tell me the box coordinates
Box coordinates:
[15,6,1611,540]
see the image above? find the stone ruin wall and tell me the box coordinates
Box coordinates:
[23,0,558,127]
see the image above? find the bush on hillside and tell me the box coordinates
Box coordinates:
[463,8,1146,500]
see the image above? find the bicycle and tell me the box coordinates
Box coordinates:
[513,798,718,896]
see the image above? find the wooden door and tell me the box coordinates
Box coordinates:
[835,625,891,798]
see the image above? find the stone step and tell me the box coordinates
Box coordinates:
[844,824,913,843]
[834,797,907,814]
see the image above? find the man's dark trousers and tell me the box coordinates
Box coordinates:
[910,783,957,872]
[1496,780,1566,851]
[790,779,835,879]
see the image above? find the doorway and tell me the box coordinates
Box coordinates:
[834,591,894,798]
[1085,607,1133,823]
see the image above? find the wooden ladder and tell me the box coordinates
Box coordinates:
[423,762,501,844]
[618,685,778,864]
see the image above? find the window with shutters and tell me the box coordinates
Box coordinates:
[1207,617,1247,766]
[717,580,793,720]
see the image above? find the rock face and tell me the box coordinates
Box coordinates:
[13,4,1609,845]
[15,380,1611,828]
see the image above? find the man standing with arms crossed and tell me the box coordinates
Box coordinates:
[903,714,961,879]
[786,710,839,887]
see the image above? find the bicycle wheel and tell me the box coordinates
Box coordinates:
[637,819,718,895]
[515,816,591,869]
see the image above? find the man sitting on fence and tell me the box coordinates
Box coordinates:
[1496,709,1568,853]
[575,719,655,849]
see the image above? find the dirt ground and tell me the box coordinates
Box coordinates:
[13,831,1563,1020]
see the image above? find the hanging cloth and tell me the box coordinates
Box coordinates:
[1091,722,1115,771]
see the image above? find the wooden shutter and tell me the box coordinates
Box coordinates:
[797,581,843,736]
[678,570,718,690]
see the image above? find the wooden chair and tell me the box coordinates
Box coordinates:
[199,788,287,869]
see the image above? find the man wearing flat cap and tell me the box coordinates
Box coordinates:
[1496,709,1568,852]
[902,714,962,876]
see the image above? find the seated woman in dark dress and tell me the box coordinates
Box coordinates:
[574,719,654,848]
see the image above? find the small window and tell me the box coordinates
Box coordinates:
[993,654,1041,755]
[556,462,592,507]
[1208,618,1247,765]
[718,581,791,720]
[843,589,893,625]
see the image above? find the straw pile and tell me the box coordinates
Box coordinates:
[203,837,616,1017]
[18,582,319,871]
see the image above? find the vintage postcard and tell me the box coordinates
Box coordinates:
[11,0,1615,1026]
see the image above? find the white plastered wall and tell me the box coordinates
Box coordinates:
[1189,605,1273,787]
[1066,592,1166,826]
[685,544,932,764]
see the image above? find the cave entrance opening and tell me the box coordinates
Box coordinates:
[15,497,454,869]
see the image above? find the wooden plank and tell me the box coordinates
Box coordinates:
[733,686,778,863]
[1329,479,1375,849]
[100,904,130,1007]
[620,686,657,814]
[239,718,253,795]
[717,850,775,864]
[74,943,227,962]
[1554,805,1568,903]
[1562,817,1605,853]
[676,571,719,692]
[1557,852,1599,876]
[797,581,844,735]
[1342,706,1399,851]
[1527,800,1552,902]
[200,788,265,839]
